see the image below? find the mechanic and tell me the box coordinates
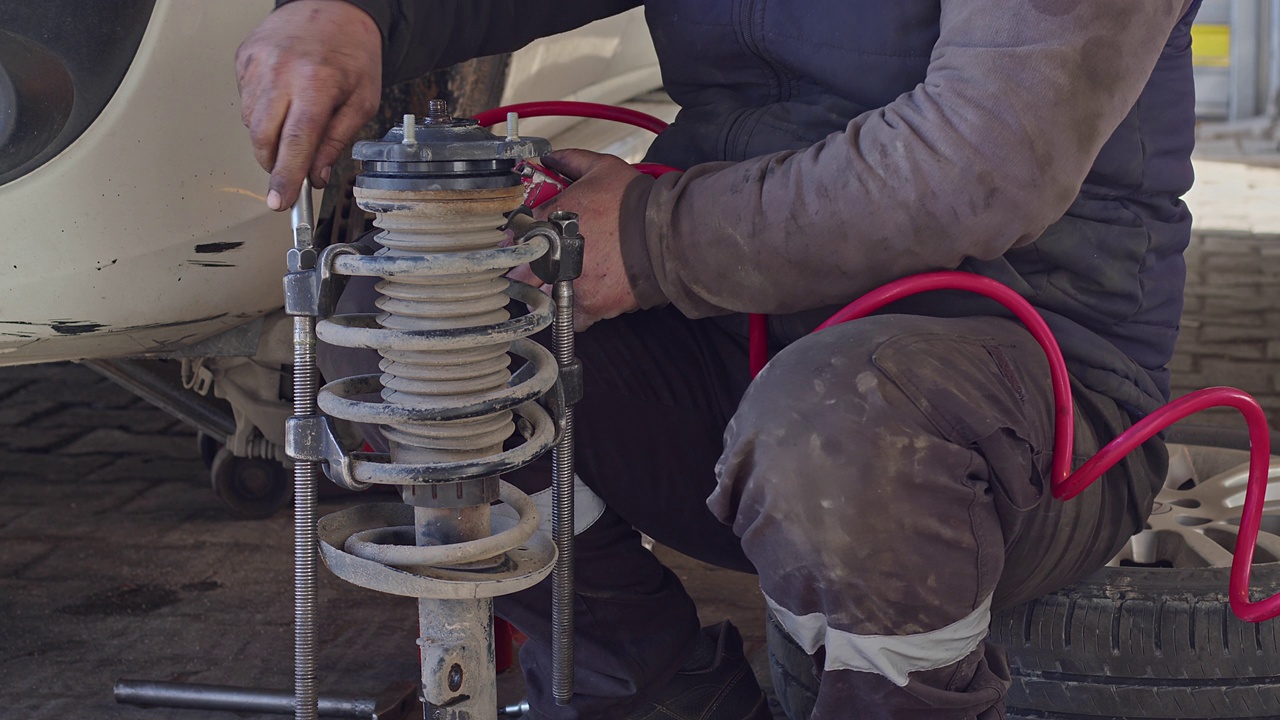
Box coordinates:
[236,1,1201,718]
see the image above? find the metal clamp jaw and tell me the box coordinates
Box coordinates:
[505,207,585,414]
[284,243,369,320]
[284,241,379,493]
[505,207,584,287]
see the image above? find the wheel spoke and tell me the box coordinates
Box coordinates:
[1162,444,1198,492]
[1128,530,1160,565]
[1178,530,1238,568]
[1196,462,1280,512]
[1118,446,1280,569]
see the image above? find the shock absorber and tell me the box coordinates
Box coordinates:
[285,100,582,718]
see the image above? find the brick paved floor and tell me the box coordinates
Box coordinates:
[0,363,774,719]
[0,363,426,719]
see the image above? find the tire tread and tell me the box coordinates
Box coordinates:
[991,565,1280,718]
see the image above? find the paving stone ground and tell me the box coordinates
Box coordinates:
[0,364,423,719]
[0,363,773,719]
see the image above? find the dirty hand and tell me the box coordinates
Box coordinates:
[235,0,382,211]
[510,149,642,332]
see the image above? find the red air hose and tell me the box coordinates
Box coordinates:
[476,101,1280,622]
[474,101,671,135]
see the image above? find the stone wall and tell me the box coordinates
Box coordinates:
[1169,231,1280,428]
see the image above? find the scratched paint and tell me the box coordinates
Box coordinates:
[194,241,245,254]
[0,312,229,337]
[49,320,107,335]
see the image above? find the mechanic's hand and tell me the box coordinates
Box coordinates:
[236,0,382,210]
[510,149,641,332]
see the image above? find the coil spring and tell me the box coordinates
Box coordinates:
[314,184,559,577]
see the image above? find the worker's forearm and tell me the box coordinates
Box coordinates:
[279,0,641,86]
[624,0,1196,317]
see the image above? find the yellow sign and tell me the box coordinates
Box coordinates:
[1193,24,1231,68]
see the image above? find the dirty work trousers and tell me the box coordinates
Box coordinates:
[319,290,1165,720]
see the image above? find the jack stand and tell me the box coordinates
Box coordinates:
[285,102,581,719]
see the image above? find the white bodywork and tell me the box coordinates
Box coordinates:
[0,0,662,367]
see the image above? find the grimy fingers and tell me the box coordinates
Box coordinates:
[268,95,338,210]
[308,92,379,189]
[235,0,382,210]
[540,148,615,181]
[237,44,287,175]
[246,88,289,175]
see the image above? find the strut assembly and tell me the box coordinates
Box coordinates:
[285,100,582,719]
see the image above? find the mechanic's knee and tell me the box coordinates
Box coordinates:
[708,318,1001,633]
[710,316,927,522]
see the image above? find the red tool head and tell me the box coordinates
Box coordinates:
[517,160,572,209]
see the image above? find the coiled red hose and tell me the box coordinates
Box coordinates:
[476,101,1280,622]
[818,272,1278,623]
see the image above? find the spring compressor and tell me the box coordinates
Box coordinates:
[285,100,583,719]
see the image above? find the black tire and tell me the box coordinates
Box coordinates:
[209,447,291,520]
[991,441,1280,719]
[767,565,1280,720]
[991,563,1280,720]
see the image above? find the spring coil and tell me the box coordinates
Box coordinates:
[314,184,559,574]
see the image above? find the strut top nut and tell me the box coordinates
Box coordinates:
[424,99,453,125]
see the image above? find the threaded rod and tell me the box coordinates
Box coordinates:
[551,280,576,705]
[293,315,319,720]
